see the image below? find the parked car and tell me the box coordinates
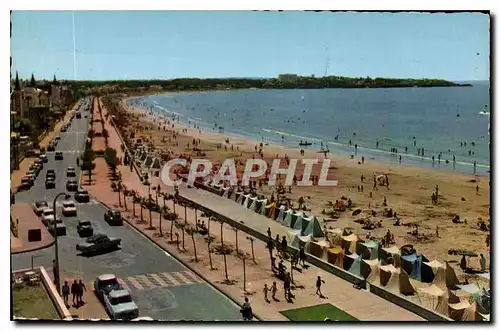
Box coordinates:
[41,208,55,226]
[33,201,49,216]
[75,188,90,203]
[77,220,93,237]
[19,176,34,191]
[26,171,37,181]
[66,180,78,191]
[62,201,77,217]
[55,152,64,160]
[47,169,56,177]
[45,179,56,189]
[48,218,67,236]
[66,167,76,177]
[61,126,67,132]
[47,143,55,152]
[76,233,121,255]
[104,210,123,226]
[93,274,139,320]
[76,112,81,119]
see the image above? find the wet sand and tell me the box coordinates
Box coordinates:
[119,96,490,282]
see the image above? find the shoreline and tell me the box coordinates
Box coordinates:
[123,94,489,181]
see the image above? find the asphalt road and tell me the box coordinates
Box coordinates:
[12,98,242,321]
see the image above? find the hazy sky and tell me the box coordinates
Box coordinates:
[11,11,490,81]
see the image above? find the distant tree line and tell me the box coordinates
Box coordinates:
[67,75,471,94]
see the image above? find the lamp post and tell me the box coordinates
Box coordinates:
[52,192,69,294]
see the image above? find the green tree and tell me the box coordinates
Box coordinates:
[185,226,199,262]
[110,181,121,207]
[81,148,95,184]
[104,147,118,177]
[206,235,216,270]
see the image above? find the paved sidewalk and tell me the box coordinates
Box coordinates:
[60,276,108,320]
[11,103,77,193]
[11,203,54,254]
[85,101,424,321]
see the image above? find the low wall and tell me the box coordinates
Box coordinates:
[369,284,452,321]
[15,267,72,320]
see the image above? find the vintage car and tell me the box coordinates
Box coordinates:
[77,220,93,237]
[66,167,76,177]
[41,208,55,226]
[76,233,121,255]
[62,200,77,217]
[104,210,123,226]
[66,180,78,192]
[19,176,34,191]
[75,188,90,203]
[46,169,56,179]
[93,274,138,321]
[48,218,66,236]
[55,152,64,160]
[47,143,55,152]
[45,179,56,189]
[33,201,49,216]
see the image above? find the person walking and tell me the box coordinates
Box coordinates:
[263,284,269,303]
[316,276,325,297]
[271,281,278,301]
[62,281,70,307]
[71,280,79,306]
[267,227,272,238]
[284,272,292,301]
[240,297,253,321]
[78,280,87,305]
[299,246,307,267]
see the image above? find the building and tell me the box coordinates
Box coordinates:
[11,72,24,117]
[278,74,298,82]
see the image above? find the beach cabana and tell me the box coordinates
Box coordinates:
[265,202,277,219]
[473,288,490,315]
[308,240,329,259]
[327,247,343,265]
[303,216,324,238]
[326,228,343,246]
[421,259,443,284]
[242,194,252,208]
[235,191,245,204]
[424,260,446,289]
[284,211,303,229]
[361,259,379,280]
[401,253,429,282]
[417,284,445,311]
[360,241,379,260]
[341,233,360,254]
[257,199,268,215]
[292,213,308,235]
[448,300,471,321]
[347,255,363,277]
[343,252,359,271]
[248,197,258,211]
[445,262,460,290]
[399,269,416,295]
[276,207,291,224]
[379,264,399,287]
[287,231,312,251]
[221,187,231,199]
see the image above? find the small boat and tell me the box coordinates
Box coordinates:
[299,140,312,146]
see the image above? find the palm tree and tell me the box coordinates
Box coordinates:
[132,191,140,218]
[122,187,129,211]
[158,205,168,237]
[139,197,145,223]
[219,219,225,246]
[185,226,198,262]
[110,181,121,207]
[232,227,239,254]
[206,235,216,270]
[174,220,186,251]
[156,185,161,205]
[145,198,157,230]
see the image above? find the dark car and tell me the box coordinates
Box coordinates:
[77,220,94,237]
[19,176,34,191]
[55,152,64,160]
[47,169,55,177]
[104,210,123,226]
[66,167,76,177]
[48,218,67,236]
[47,143,55,152]
[66,180,78,191]
[33,201,49,216]
[75,188,90,203]
[45,179,56,189]
[76,234,121,255]
[76,112,81,119]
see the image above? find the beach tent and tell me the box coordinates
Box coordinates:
[445,262,460,290]
[417,284,445,310]
[144,156,154,168]
[292,213,308,235]
[287,231,312,251]
[284,211,303,229]
[248,197,258,211]
[461,302,483,321]
[399,269,416,295]
[235,192,245,204]
[242,194,252,208]
[425,261,446,290]
[343,252,359,271]
[265,202,277,219]
[257,199,268,215]
[341,234,360,254]
[473,289,490,315]
[151,158,162,170]
[348,255,363,277]
[360,241,378,260]
[308,240,329,259]
[434,289,450,317]
[221,187,231,199]
[379,264,399,287]
[326,228,343,246]
[448,300,471,321]
[421,260,443,284]
[276,208,291,224]
[335,249,345,269]
[361,259,379,280]
[380,245,400,262]
[303,216,325,238]
[327,247,343,264]
[401,254,430,282]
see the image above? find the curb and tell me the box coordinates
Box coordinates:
[94,197,262,321]
[11,238,55,255]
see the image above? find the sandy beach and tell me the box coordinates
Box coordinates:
[118,95,490,281]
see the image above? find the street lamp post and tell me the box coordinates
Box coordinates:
[52,192,69,294]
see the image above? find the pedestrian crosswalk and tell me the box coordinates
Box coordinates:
[90,270,204,292]
[55,199,100,207]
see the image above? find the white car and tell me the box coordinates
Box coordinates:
[41,208,55,226]
[39,154,48,163]
[62,201,77,217]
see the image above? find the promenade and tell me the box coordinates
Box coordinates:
[85,100,424,321]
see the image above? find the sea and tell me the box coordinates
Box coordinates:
[128,81,490,176]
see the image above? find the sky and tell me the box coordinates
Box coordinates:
[10,11,490,81]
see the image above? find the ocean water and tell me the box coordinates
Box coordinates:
[129,81,490,175]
